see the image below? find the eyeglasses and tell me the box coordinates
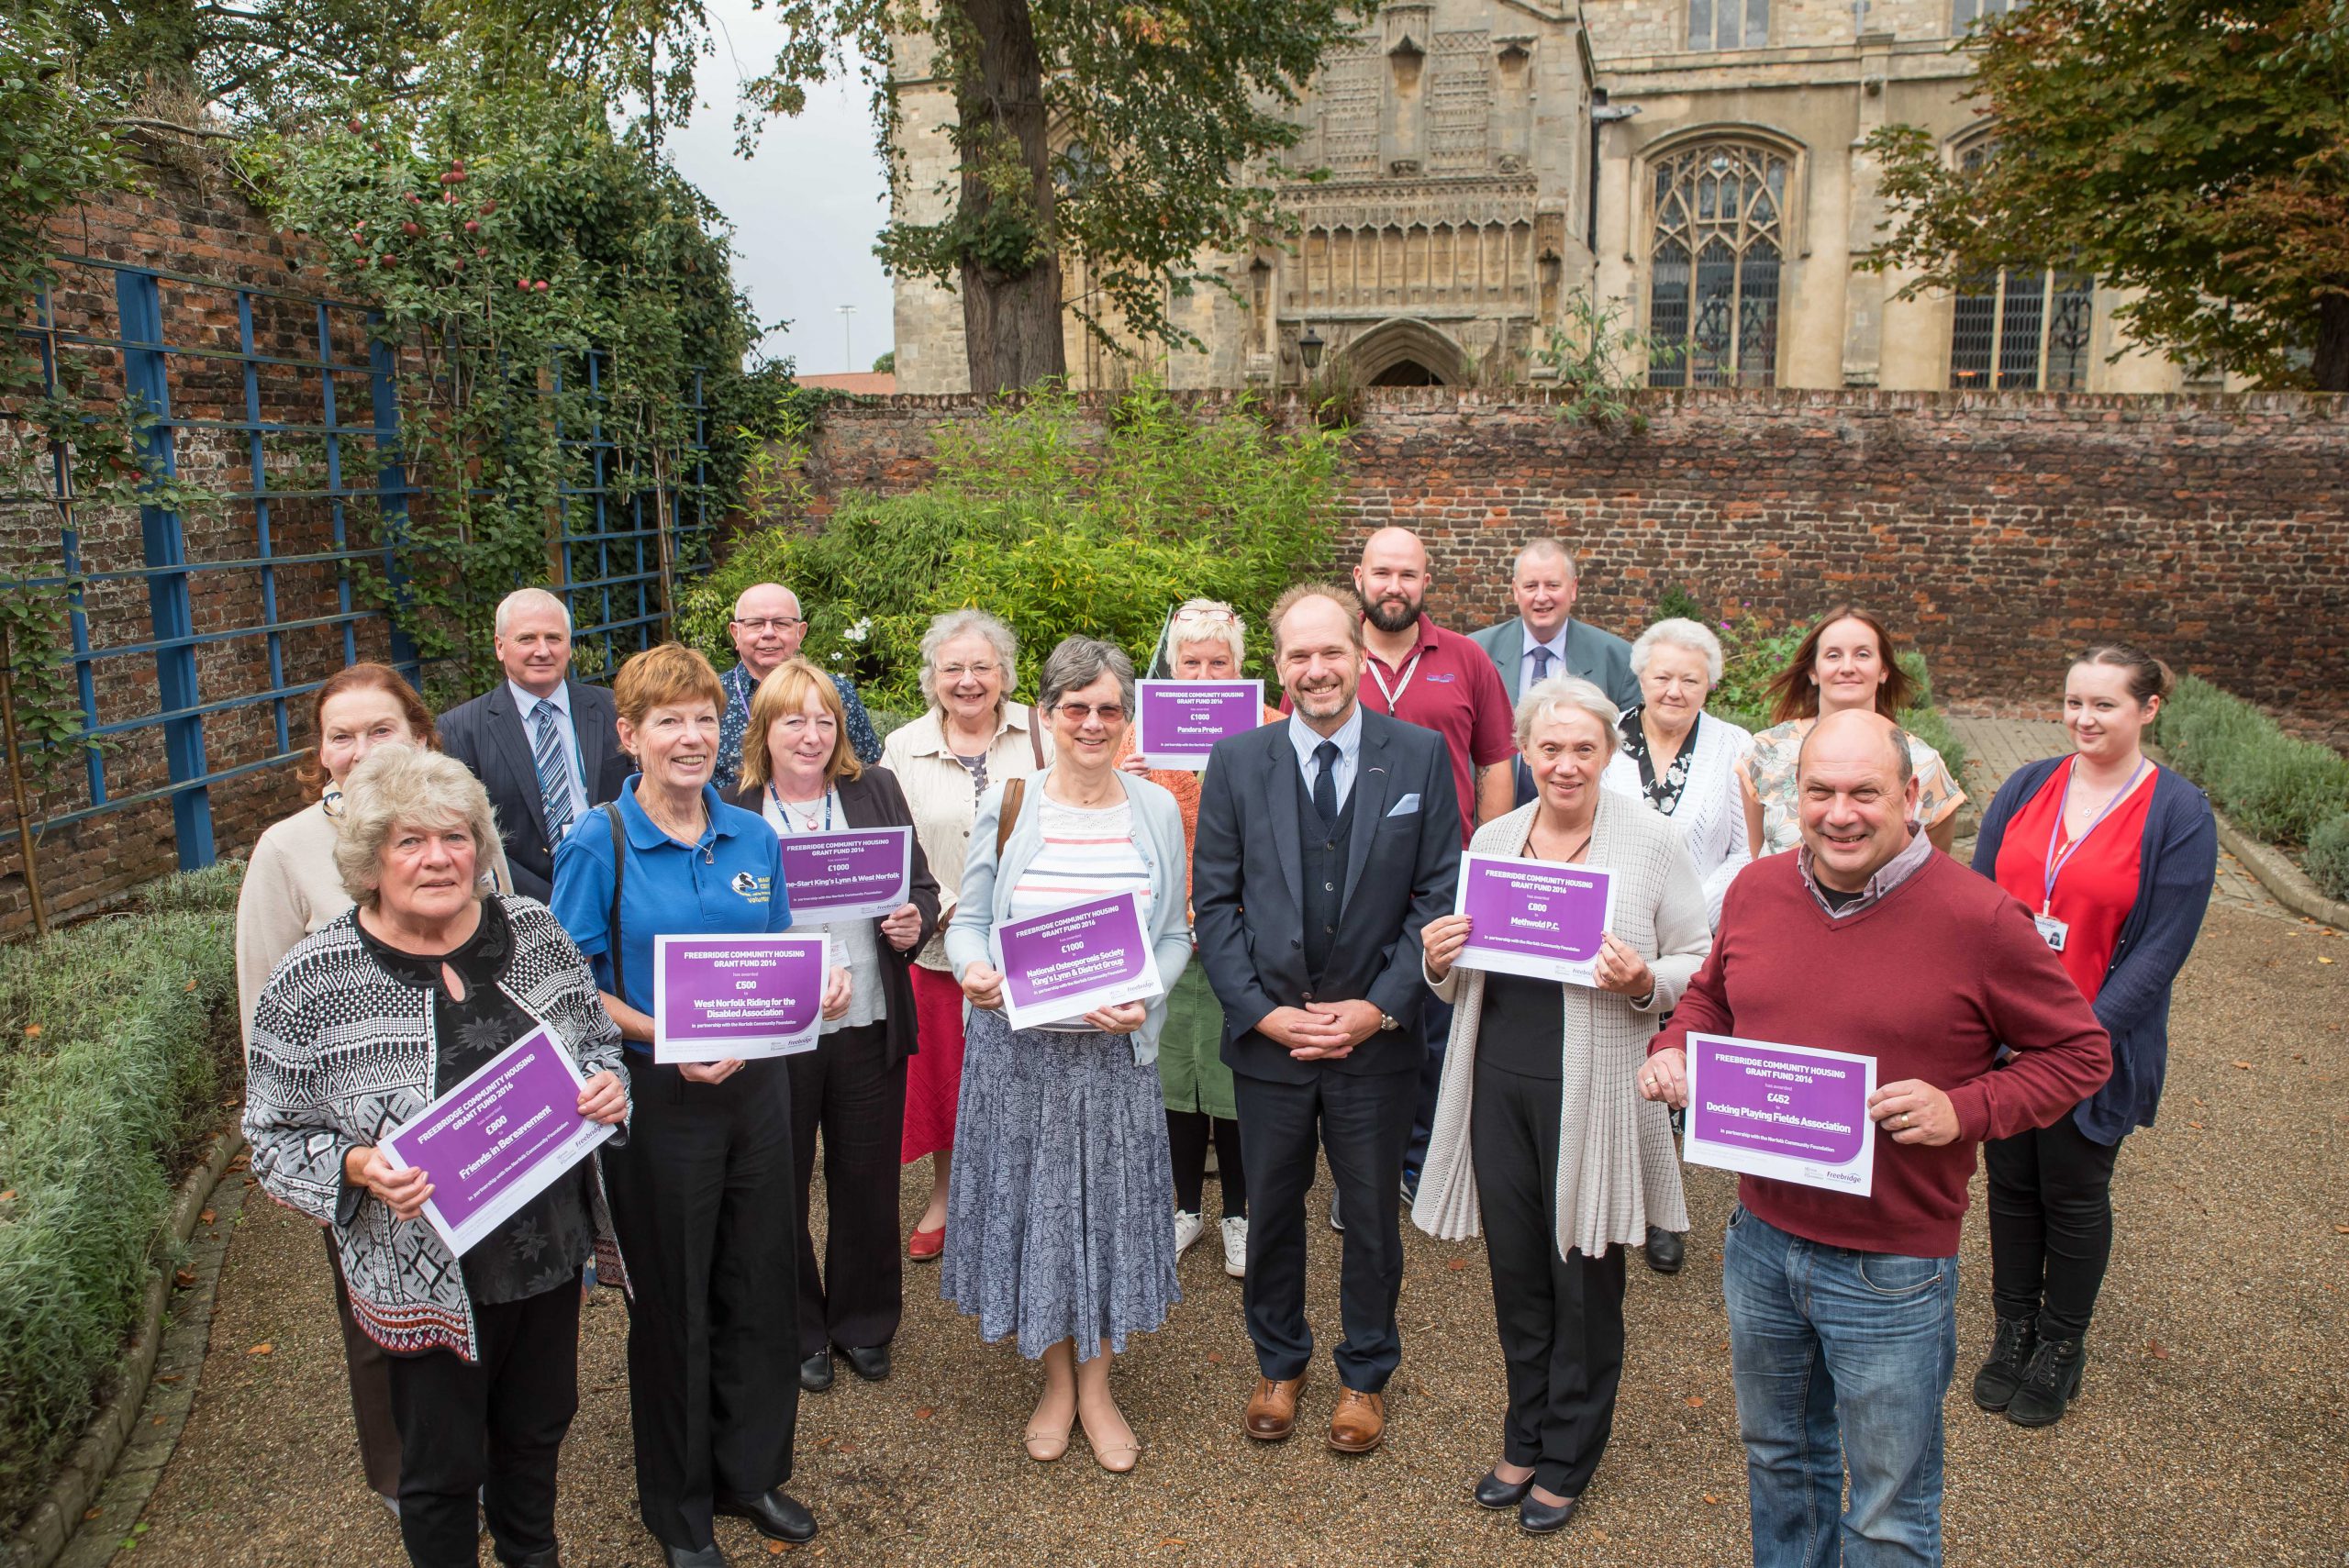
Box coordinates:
[938,662,1001,680]
[1054,702,1128,724]
[733,617,805,632]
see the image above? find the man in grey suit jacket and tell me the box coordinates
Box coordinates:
[440,588,630,901]
[1470,539,1642,805]
[1192,584,1462,1459]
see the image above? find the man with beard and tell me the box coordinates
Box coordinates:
[1193,584,1461,1457]
[1340,528,1516,1201]
[714,582,882,790]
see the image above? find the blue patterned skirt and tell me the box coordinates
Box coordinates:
[941,1006,1180,1361]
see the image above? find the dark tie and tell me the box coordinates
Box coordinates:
[1313,740,1339,824]
[1530,644,1554,684]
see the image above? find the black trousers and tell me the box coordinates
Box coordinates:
[786,1021,907,1358]
[1167,1110,1248,1218]
[325,1229,403,1498]
[384,1281,580,1568]
[1403,996,1457,1179]
[1233,1065,1417,1391]
[604,1054,800,1550]
[1985,1113,2123,1340]
[1472,1060,1628,1498]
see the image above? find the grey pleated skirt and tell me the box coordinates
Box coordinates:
[941,1006,1181,1361]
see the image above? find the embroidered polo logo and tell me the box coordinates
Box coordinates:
[1422,672,1457,683]
[730,871,759,895]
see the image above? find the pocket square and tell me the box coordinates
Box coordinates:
[1386,793,1421,817]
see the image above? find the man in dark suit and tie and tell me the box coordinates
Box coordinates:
[1192,582,1462,1458]
[1470,539,1641,806]
[440,587,630,901]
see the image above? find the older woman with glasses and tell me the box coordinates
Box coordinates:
[244,747,626,1568]
[944,637,1192,1473]
[880,609,1052,1259]
[1602,618,1753,929]
[1116,598,1281,1279]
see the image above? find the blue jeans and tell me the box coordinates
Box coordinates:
[1722,1206,1958,1568]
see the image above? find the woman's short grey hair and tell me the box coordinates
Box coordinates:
[1165,597,1245,670]
[1631,617,1725,685]
[1514,674,1621,751]
[334,745,499,909]
[918,608,1020,706]
[1037,636,1137,717]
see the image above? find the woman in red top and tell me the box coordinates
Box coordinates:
[1968,645,2216,1429]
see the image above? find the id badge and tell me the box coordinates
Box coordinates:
[2033,912,2069,952]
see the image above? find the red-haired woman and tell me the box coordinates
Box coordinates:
[1736,607,1966,858]
[234,661,510,1513]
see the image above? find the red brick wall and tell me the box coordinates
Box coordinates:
[2,156,398,934]
[799,385,2349,740]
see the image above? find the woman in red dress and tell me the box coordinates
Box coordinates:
[1967,644,2216,1429]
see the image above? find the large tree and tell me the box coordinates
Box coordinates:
[749,0,1369,393]
[1863,0,2349,391]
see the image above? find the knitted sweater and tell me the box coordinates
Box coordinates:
[1654,851,2112,1257]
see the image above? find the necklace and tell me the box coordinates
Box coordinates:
[769,780,833,833]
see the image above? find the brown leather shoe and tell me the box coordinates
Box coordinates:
[1243,1374,1306,1441]
[1327,1387,1386,1453]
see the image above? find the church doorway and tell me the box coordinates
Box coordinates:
[1368,360,1444,386]
[1341,317,1465,387]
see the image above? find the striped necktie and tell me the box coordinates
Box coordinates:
[531,698,574,841]
[1530,644,1554,684]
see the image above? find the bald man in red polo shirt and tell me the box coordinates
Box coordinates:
[1303,527,1516,1206]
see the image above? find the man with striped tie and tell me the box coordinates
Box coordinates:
[440,587,631,901]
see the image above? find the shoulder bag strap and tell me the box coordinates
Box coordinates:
[996,776,1026,859]
[1028,707,1045,771]
[604,802,627,1002]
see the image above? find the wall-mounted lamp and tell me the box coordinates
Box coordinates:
[1299,325,1325,372]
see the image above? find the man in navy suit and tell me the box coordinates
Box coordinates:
[439,588,630,901]
[1192,583,1462,1458]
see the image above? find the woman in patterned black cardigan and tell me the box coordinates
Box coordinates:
[244,747,629,1568]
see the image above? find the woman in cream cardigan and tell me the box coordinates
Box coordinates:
[1411,675,1711,1537]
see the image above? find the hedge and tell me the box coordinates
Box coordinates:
[0,863,241,1532]
[2155,675,2349,899]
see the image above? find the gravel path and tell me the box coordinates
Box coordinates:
[117,905,2346,1567]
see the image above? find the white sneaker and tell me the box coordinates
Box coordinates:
[1173,1209,1205,1254]
[1219,1216,1249,1278]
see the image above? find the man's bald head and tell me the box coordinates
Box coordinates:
[1798,709,1921,893]
[1354,527,1431,636]
[730,581,807,678]
[1799,708,1914,788]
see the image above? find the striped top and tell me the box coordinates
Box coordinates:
[1008,797,1152,1032]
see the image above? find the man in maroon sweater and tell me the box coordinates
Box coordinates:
[1642,711,2109,1568]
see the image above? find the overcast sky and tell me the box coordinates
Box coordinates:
[662,2,896,375]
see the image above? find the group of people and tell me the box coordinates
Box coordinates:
[233,528,2218,1568]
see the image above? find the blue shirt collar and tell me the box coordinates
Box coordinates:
[1286,702,1363,772]
[509,677,570,718]
[615,776,746,852]
[1521,619,1572,662]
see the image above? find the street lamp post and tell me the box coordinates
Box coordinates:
[838,305,857,373]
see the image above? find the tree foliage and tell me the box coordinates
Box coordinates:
[22,0,432,122]
[1862,0,2349,390]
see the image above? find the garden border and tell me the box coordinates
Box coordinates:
[4,1125,244,1568]
[2213,811,2349,930]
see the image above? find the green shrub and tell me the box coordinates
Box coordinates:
[0,868,239,1530]
[2155,676,2349,849]
[682,381,1345,710]
[2307,814,2349,902]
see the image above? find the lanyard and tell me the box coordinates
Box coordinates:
[1364,649,1424,714]
[2042,756,2147,912]
[768,782,834,834]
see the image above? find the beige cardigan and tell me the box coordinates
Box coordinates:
[879,702,1052,972]
[1410,790,1712,1261]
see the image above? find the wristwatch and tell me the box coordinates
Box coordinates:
[1378,1011,1402,1031]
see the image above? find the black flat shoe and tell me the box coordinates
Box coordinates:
[2006,1336,2085,1428]
[1645,1226,1685,1274]
[661,1544,728,1568]
[841,1343,891,1382]
[1519,1493,1579,1535]
[716,1489,817,1544]
[1473,1469,1534,1509]
[798,1350,834,1392]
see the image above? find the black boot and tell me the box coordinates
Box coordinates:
[2006,1335,2085,1428]
[1644,1226,1685,1274]
[1971,1314,2037,1412]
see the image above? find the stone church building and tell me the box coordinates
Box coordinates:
[889,0,2204,396]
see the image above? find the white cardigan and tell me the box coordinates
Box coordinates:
[1409,791,1711,1262]
[1601,709,1753,930]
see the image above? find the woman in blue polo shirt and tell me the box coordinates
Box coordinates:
[551,643,842,1568]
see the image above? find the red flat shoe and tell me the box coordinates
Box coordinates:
[907,1224,945,1261]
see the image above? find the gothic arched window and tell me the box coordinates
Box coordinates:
[1948,139,2093,390]
[1646,140,1789,388]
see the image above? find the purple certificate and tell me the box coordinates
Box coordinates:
[1136,680,1264,771]
[378,1025,614,1258]
[777,826,913,923]
[992,891,1165,1030]
[1451,852,1617,985]
[652,933,829,1062]
[1683,1032,1877,1197]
